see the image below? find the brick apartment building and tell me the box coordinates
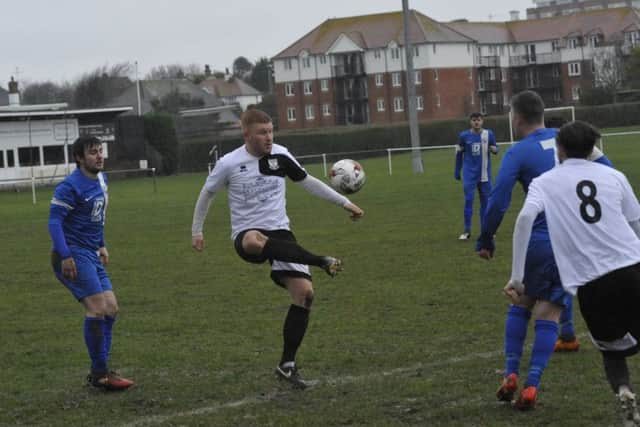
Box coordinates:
[271,8,640,130]
[527,0,640,19]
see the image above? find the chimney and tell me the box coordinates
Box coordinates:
[8,76,20,106]
[509,10,520,21]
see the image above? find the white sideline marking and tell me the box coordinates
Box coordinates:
[122,333,588,426]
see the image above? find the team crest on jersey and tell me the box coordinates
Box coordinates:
[267,158,279,170]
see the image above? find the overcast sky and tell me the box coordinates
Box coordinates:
[2,0,533,87]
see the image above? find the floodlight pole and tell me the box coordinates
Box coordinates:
[402,0,424,173]
[135,61,142,116]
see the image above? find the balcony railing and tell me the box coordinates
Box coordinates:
[333,63,365,78]
[478,79,502,92]
[478,56,500,67]
[509,52,561,67]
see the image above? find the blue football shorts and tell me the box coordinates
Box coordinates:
[51,246,112,300]
[523,239,567,307]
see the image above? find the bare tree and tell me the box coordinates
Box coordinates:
[592,47,625,103]
[73,62,133,108]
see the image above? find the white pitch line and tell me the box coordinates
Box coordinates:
[122,333,589,427]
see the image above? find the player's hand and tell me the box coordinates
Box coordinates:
[98,247,109,266]
[192,235,205,251]
[490,146,499,154]
[343,202,364,221]
[503,279,525,304]
[61,257,78,281]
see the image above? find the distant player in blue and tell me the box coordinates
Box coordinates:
[48,136,134,391]
[477,91,613,409]
[454,112,499,240]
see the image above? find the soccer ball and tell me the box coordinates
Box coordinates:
[329,159,366,194]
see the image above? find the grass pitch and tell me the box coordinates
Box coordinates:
[1,130,640,426]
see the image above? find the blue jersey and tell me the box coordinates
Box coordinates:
[48,169,108,258]
[479,127,612,246]
[455,129,498,183]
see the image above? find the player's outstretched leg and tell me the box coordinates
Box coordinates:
[498,305,531,402]
[256,234,341,276]
[459,182,474,240]
[555,296,580,352]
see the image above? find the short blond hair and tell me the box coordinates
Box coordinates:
[241,109,272,130]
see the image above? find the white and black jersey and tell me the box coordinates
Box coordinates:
[520,159,640,295]
[202,143,307,239]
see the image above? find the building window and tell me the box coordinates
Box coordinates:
[303,81,312,95]
[375,74,384,87]
[391,48,400,60]
[302,57,311,68]
[490,92,498,105]
[553,65,560,78]
[569,62,581,76]
[43,146,65,165]
[414,46,419,57]
[572,86,581,101]
[305,105,315,120]
[377,98,385,112]
[568,37,579,49]
[554,88,562,103]
[392,72,401,87]
[319,55,327,65]
[469,68,473,80]
[393,97,404,112]
[285,83,295,96]
[320,79,329,92]
[489,68,496,80]
[434,69,439,81]
[287,107,296,121]
[284,59,293,70]
[500,46,505,55]
[322,103,331,116]
[470,91,475,105]
[552,40,560,52]
[0,150,4,168]
[6,150,14,167]
[590,34,601,47]
[502,68,507,82]
[414,71,422,85]
[416,96,424,111]
[18,147,40,167]
[432,44,437,54]
[436,94,441,108]
[374,49,381,59]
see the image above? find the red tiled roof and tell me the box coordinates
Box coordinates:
[273,10,473,59]
[450,7,640,43]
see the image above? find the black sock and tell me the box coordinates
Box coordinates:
[280,305,310,365]
[262,238,325,266]
[603,354,631,393]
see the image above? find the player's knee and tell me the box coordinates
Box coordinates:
[303,290,315,310]
[242,230,267,254]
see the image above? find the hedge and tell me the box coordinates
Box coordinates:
[176,102,640,173]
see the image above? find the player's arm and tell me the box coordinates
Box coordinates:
[589,146,613,167]
[454,134,464,180]
[477,148,520,257]
[489,130,499,154]
[618,173,640,239]
[508,183,544,303]
[48,182,77,280]
[191,160,227,251]
[295,175,364,220]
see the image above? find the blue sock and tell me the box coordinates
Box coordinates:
[505,305,531,376]
[84,317,108,374]
[559,297,575,339]
[526,319,559,388]
[104,315,116,360]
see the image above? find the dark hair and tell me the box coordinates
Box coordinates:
[241,108,272,129]
[556,120,601,159]
[469,112,483,119]
[511,90,545,125]
[72,136,102,166]
[544,116,568,129]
